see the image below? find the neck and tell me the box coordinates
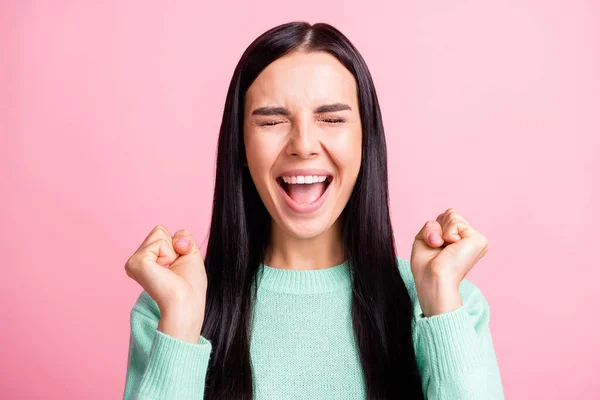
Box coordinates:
[264,217,345,270]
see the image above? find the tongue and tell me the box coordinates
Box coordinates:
[287,182,327,204]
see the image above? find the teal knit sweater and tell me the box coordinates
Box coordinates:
[123,256,505,399]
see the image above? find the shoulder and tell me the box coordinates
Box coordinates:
[395,255,491,323]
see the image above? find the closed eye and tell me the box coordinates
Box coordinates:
[257,118,346,127]
[257,120,286,127]
[320,118,345,123]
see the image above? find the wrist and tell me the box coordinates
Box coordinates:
[158,308,204,344]
[416,279,462,317]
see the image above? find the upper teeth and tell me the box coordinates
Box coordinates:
[281,175,328,184]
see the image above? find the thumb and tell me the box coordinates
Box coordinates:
[415,220,445,248]
[172,229,198,255]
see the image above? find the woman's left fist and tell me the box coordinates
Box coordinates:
[410,208,489,317]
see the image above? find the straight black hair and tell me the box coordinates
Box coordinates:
[202,21,424,399]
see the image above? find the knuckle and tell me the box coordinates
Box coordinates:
[481,237,490,250]
[479,247,489,259]
[124,256,137,277]
[131,251,146,266]
[153,225,169,235]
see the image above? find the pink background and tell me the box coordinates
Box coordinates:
[2,1,599,398]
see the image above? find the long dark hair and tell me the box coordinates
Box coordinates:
[202,21,424,399]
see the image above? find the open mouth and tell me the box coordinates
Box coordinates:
[276,175,333,205]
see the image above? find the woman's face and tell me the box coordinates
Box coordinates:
[243,50,362,239]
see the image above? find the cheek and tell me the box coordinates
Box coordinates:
[244,133,279,180]
[328,129,362,177]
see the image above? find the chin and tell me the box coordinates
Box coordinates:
[276,216,335,240]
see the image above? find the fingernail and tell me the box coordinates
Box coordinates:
[175,238,189,247]
[428,232,441,243]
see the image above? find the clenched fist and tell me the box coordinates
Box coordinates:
[125,225,207,343]
[411,208,489,317]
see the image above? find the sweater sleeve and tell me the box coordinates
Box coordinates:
[396,256,505,399]
[122,290,212,400]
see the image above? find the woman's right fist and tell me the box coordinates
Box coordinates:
[125,225,207,335]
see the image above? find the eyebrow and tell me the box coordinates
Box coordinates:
[251,103,352,116]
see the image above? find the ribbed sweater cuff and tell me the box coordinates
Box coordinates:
[136,329,212,399]
[416,305,484,381]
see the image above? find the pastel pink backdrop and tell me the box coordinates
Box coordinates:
[2,1,598,398]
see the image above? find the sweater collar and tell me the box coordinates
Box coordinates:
[256,260,352,294]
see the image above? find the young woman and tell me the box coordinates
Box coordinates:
[123,22,504,399]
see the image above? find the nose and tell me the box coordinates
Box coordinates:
[285,116,321,159]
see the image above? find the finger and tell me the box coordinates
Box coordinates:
[414,220,445,248]
[442,215,472,243]
[172,229,198,255]
[127,239,177,290]
[435,214,448,238]
[143,238,180,267]
[128,239,180,306]
[438,208,469,226]
[437,209,469,242]
[137,225,173,252]
[435,212,448,228]
[436,208,455,229]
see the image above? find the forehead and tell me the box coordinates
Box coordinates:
[244,51,358,110]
